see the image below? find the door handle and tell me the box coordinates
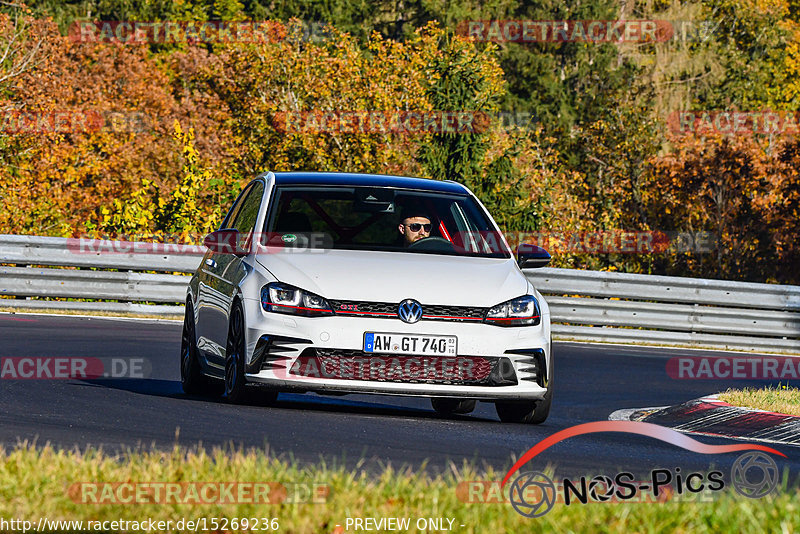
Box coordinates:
[205,258,217,268]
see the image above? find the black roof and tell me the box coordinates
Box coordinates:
[271,172,469,195]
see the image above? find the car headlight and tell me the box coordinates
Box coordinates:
[261,282,333,317]
[485,295,540,326]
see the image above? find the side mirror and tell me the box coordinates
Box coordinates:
[203,229,247,257]
[517,244,551,268]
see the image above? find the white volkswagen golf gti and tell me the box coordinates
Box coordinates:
[182,172,553,423]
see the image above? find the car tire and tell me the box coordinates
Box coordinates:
[495,383,552,424]
[223,301,248,404]
[497,343,553,424]
[180,301,208,395]
[431,398,477,416]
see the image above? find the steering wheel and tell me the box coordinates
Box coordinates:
[408,236,456,252]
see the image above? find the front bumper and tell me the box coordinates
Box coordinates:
[240,297,551,401]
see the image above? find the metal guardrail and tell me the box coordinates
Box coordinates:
[1,235,799,353]
[525,268,800,311]
[0,235,198,316]
[525,269,800,354]
[0,234,202,272]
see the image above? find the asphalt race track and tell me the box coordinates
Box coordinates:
[1,313,798,483]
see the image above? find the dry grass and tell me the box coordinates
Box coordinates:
[718,385,800,416]
[0,308,182,321]
[0,444,798,533]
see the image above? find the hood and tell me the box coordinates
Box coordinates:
[255,249,528,306]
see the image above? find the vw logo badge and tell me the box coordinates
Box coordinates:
[398,299,423,324]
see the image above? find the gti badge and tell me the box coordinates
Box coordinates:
[398,299,423,324]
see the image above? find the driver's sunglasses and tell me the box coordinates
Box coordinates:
[406,223,432,232]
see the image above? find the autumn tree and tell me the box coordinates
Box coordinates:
[646,132,776,281]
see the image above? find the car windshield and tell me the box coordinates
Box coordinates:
[261,185,511,258]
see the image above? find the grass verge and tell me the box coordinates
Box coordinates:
[1,444,798,533]
[718,385,800,416]
[0,308,182,321]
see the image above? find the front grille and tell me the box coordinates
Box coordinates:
[328,300,486,322]
[288,348,516,386]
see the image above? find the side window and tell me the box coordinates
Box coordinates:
[230,181,265,247]
[221,184,253,230]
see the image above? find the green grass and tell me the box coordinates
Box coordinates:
[0,307,182,320]
[718,385,800,416]
[1,444,799,533]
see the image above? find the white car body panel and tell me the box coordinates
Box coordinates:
[188,171,553,407]
[254,249,527,305]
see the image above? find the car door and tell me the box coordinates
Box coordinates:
[200,180,266,367]
[196,182,255,367]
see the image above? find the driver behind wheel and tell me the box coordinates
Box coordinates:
[398,209,432,246]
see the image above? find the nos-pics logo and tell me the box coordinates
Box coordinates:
[503,421,782,518]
